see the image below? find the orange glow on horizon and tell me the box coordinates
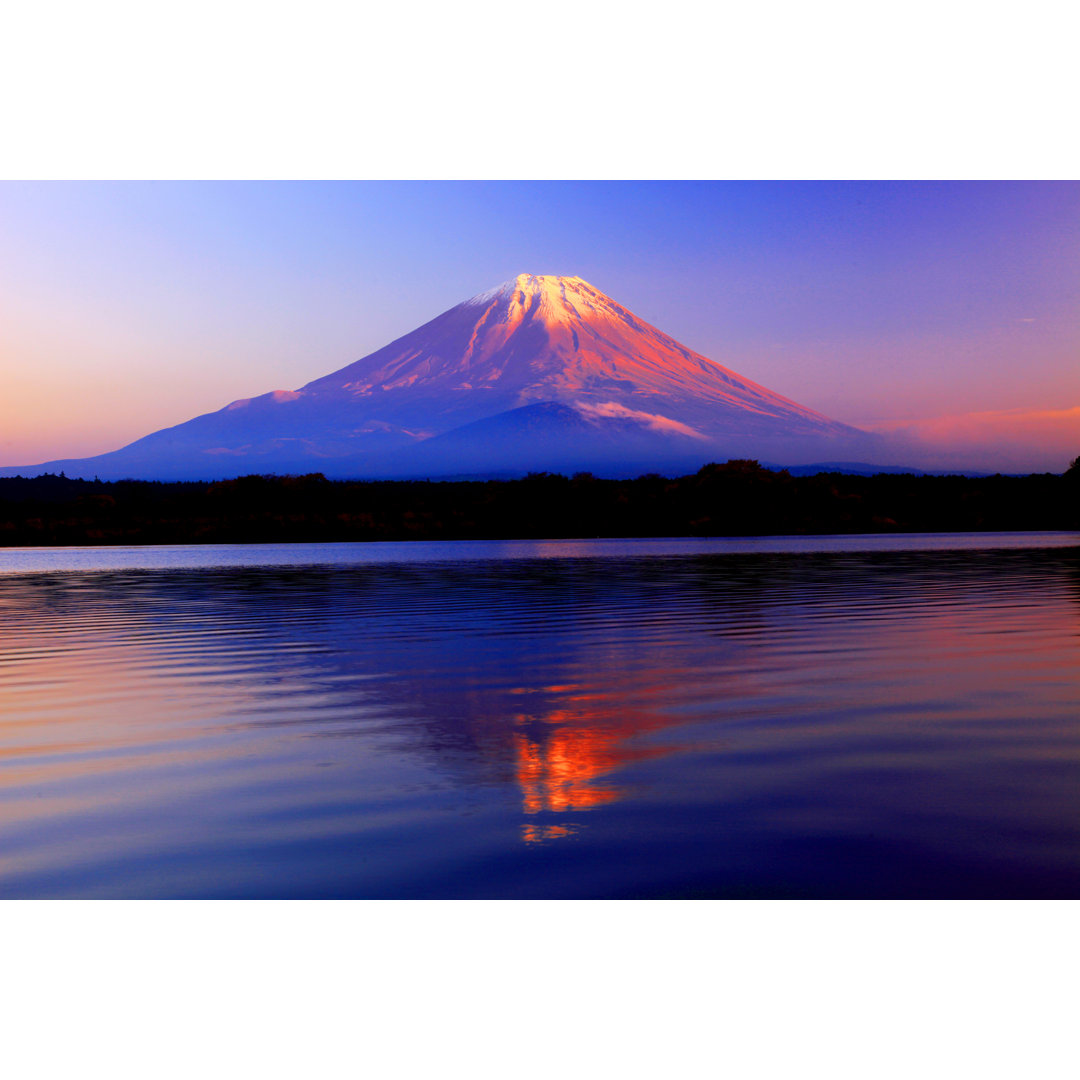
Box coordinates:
[866,405,1080,471]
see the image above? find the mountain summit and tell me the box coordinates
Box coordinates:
[300,273,848,438]
[3,274,866,480]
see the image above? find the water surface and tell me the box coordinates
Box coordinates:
[3,533,1080,898]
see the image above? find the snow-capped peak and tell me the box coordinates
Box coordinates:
[461,274,635,333]
[465,273,585,307]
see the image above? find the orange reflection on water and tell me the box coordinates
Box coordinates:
[521,823,576,844]
[510,678,683,844]
[514,728,623,815]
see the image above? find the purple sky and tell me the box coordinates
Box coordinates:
[2,181,1078,470]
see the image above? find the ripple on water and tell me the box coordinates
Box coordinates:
[2,537,1080,897]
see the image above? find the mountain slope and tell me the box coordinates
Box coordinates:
[2,274,867,480]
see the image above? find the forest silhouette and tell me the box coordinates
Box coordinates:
[0,460,1077,546]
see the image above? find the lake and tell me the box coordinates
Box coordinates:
[3,532,1080,898]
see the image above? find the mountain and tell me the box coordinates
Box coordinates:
[2,274,871,480]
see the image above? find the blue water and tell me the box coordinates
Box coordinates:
[3,533,1080,898]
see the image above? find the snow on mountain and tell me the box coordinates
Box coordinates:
[1,274,868,480]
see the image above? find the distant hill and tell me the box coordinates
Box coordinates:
[770,462,995,478]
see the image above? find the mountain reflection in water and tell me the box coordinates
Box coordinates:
[2,540,1080,898]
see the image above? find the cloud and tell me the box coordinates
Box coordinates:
[576,401,708,440]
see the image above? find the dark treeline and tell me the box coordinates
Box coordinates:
[1,460,1078,547]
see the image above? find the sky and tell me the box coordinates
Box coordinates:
[1,180,1078,470]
